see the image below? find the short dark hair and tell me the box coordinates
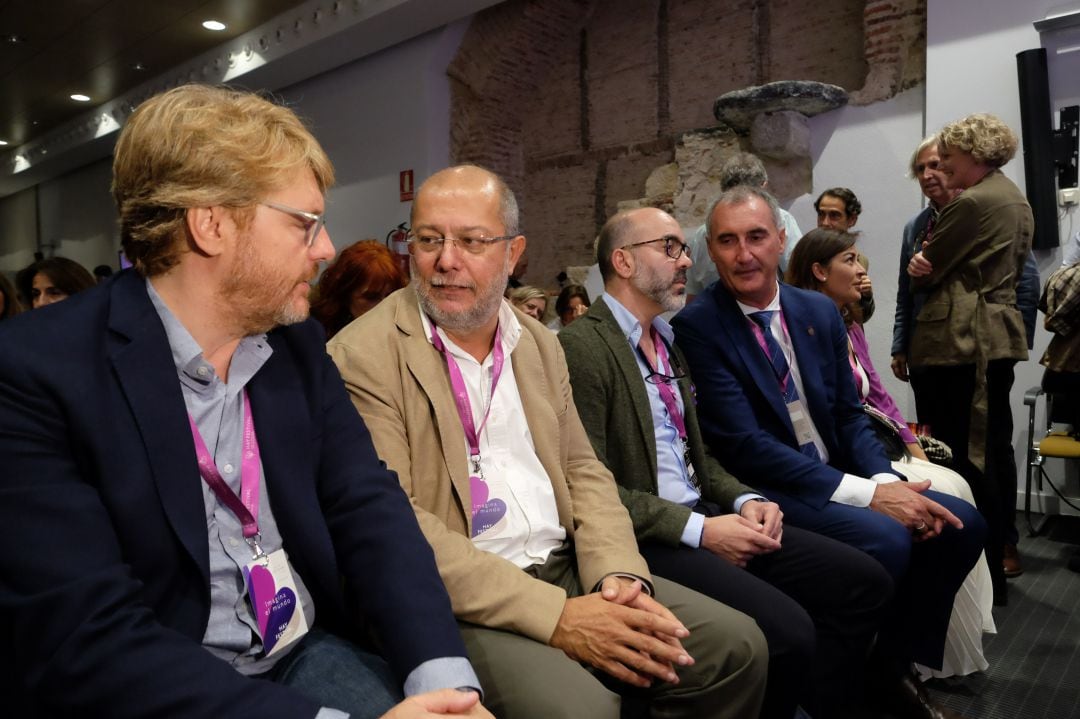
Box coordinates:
[25,257,96,299]
[595,211,637,282]
[555,284,590,317]
[814,187,861,218]
[784,227,863,324]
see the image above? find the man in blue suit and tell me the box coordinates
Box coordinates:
[672,185,984,719]
[0,85,488,719]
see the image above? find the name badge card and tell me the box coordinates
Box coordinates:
[243,549,309,658]
[787,399,817,447]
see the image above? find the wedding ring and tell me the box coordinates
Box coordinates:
[914,522,927,533]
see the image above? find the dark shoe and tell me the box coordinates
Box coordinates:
[1003,544,1024,578]
[881,672,969,719]
[1068,549,1080,574]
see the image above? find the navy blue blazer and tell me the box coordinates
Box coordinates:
[672,281,893,510]
[0,270,465,717]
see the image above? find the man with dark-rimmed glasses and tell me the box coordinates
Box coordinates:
[560,206,894,719]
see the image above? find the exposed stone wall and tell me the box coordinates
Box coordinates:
[449,0,927,287]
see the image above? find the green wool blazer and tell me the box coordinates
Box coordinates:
[559,296,758,547]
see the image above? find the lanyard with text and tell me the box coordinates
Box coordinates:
[429,322,505,479]
[637,328,687,440]
[638,328,699,489]
[187,391,265,560]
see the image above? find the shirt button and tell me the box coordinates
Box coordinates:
[229,537,240,547]
[196,366,210,378]
[223,463,235,474]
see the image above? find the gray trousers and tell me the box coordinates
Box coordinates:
[459,547,768,719]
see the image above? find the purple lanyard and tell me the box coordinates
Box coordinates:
[188,391,264,556]
[748,309,793,391]
[639,328,687,440]
[429,322,505,465]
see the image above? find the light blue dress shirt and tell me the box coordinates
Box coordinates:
[604,294,760,547]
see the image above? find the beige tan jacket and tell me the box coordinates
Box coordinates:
[327,288,649,644]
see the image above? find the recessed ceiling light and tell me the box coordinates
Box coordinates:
[0,140,8,146]
[70,94,91,102]
[202,20,226,31]
[132,61,146,71]
[5,34,26,44]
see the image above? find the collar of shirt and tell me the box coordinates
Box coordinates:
[603,292,675,348]
[146,279,273,395]
[734,280,782,317]
[418,296,523,359]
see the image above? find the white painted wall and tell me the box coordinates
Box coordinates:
[280,21,469,255]
[0,188,38,277]
[787,86,928,414]
[38,158,118,273]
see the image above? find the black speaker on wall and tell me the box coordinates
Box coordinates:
[1016,48,1078,250]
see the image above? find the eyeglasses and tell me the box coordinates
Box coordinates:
[635,344,688,385]
[621,235,689,260]
[408,233,517,255]
[262,201,327,248]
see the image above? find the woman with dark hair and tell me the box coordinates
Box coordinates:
[23,257,96,309]
[548,283,590,332]
[907,113,1033,596]
[311,239,408,339]
[0,273,25,319]
[787,228,994,679]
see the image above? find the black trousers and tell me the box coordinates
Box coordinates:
[640,522,893,719]
[911,360,1018,592]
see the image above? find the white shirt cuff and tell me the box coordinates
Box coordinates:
[680,511,706,548]
[831,474,878,507]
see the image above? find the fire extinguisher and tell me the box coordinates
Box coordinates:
[386,222,410,277]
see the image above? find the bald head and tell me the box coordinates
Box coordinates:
[597,207,673,282]
[412,165,519,237]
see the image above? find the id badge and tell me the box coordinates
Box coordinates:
[681,441,700,490]
[787,399,817,447]
[243,548,309,658]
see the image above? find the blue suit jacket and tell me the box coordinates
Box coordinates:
[0,270,465,717]
[672,281,893,510]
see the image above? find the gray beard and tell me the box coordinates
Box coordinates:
[411,254,510,332]
[633,266,687,314]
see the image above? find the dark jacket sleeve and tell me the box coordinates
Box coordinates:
[892,214,918,356]
[1018,251,1040,349]
[0,326,321,718]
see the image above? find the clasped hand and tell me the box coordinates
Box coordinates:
[700,502,783,567]
[549,576,693,688]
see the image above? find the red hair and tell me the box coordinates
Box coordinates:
[311,240,408,338]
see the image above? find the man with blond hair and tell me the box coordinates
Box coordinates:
[329,164,768,719]
[0,85,488,719]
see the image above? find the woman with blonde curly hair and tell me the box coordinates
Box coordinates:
[906,113,1033,603]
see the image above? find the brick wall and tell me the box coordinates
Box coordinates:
[449,0,926,288]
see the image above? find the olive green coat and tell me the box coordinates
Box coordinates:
[559,297,757,547]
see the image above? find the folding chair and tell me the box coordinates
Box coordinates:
[1023,372,1080,535]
